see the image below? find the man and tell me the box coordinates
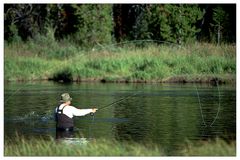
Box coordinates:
[55,93,97,138]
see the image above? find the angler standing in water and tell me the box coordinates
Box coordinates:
[55,93,97,139]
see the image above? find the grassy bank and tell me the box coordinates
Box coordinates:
[4,41,236,83]
[181,139,236,156]
[4,136,235,156]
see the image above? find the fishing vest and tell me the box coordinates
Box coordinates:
[55,104,74,129]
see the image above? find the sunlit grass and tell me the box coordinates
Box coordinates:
[4,136,162,156]
[181,138,236,156]
[4,41,236,83]
[4,136,235,156]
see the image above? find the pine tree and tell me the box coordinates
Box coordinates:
[211,6,229,45]
[72,4,113,48]
[146,4,203,44]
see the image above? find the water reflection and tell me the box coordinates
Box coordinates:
[113,95,150,141]
[55,129,91,146]
[57,138,89,145]
[4,82,236,155]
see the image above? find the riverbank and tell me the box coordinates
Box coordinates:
[4,42,236,84]
[4,135,235,156]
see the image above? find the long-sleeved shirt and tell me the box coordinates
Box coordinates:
[55,104,93,118]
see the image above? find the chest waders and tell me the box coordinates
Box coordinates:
[56,105,74,131]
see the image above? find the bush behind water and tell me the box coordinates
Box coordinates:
[4,41,236,82]
[21,27,81,59]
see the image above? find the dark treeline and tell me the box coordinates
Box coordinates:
[4,4,236,48]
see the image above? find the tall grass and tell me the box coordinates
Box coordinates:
[4,40,236,83]
[4,136,235,156]
[4,136,162,156]
[181,138,236,156]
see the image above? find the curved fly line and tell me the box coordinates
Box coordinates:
[195,81,221,127]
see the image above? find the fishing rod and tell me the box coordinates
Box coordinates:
[90,92,139,116]
[5,83,30,103]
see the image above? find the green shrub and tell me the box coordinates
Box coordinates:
[4,42,236,83]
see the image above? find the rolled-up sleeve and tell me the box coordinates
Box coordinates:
[71,107,93,116]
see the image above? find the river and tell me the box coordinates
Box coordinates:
[4,81,236,155]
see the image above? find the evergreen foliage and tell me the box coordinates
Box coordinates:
[211,6,229,45]
[4,4,236,46]
[144,4,203,44]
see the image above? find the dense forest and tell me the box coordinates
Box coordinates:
[4,4,236,47]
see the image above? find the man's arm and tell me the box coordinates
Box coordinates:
[71,106,97,116]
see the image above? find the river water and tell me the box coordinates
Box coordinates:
[4,82,236,155]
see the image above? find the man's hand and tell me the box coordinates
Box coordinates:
[92,108,98,113]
